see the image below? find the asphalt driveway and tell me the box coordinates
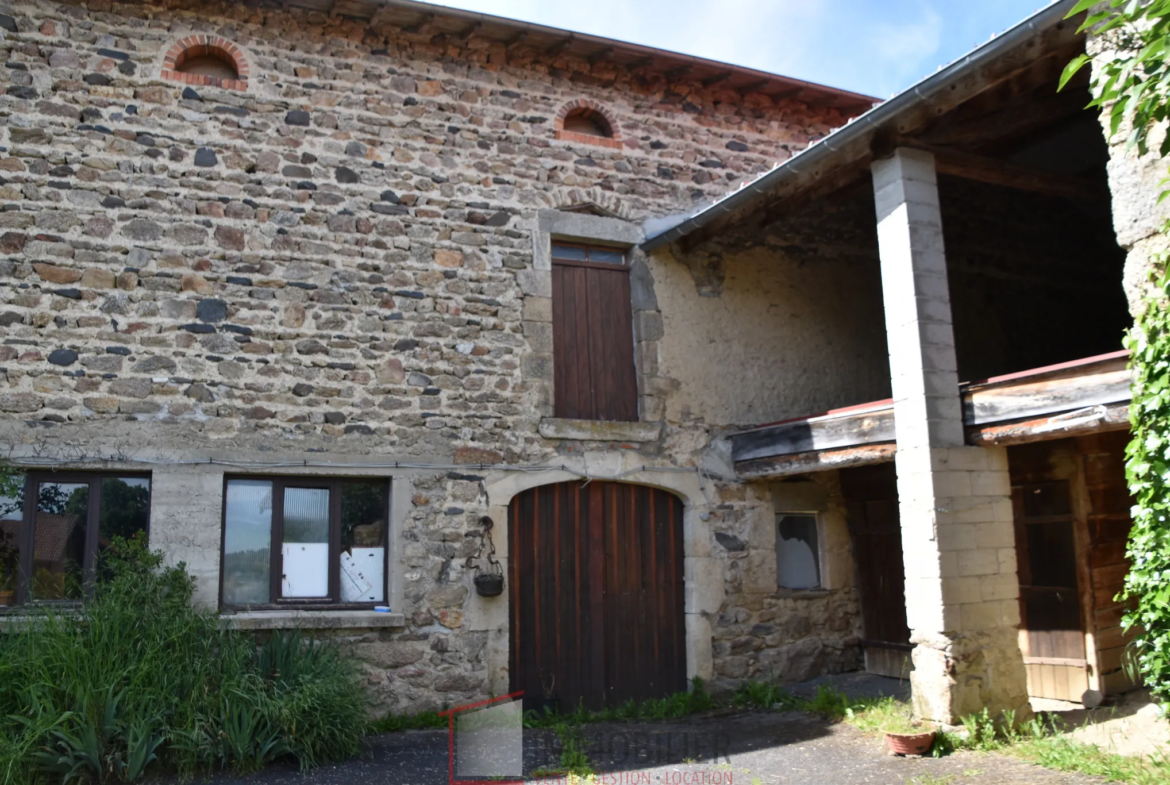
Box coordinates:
[203,708,1102,785]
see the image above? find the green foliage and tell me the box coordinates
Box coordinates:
[0,536,368,783]
[1062,0,1170,158]
[730,680,796,711]
[1124,273,1170,708]
[1060,0,1170,709]
[522,678,716,728]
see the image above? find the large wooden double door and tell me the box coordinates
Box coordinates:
[508,481,686,711]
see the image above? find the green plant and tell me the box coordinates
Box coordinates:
[730,680,796,711]
[0,536,369,784]
[1060,0,1170,710]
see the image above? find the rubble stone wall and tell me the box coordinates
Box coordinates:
[0,0,867,715]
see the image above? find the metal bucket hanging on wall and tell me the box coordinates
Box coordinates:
[468,515,504,597]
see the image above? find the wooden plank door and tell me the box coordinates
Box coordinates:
[840,463,913,679]
[1012,479,1090,702]
[509,482,686,711]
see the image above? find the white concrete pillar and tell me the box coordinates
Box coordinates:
[872,148,1029,724]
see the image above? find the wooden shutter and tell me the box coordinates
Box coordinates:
[551,245,638,421]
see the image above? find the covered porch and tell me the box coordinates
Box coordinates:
[644,0,1135,722]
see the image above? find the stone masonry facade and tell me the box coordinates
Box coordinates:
[0,0,867,714]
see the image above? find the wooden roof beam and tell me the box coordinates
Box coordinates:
[504,31,528,51]
[588,46,614,65]
[402,13,434,34]
[702,72,733,88]
[914,143,1102,201]
[546,37,573,57]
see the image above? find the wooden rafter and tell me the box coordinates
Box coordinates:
[702,72,732,88]
[910,143,1102,202]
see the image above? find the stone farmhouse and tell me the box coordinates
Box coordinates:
[0,0,1155,725]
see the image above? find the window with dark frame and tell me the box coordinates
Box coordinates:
[221,477,390,609]
[0,473,152,608]
[550,242,639,422]
[776,513,821,590]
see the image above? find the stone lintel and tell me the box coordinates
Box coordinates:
[222,610,407,630]
[538,417,661,442]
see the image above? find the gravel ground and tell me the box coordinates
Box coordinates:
[198,709,1102,785]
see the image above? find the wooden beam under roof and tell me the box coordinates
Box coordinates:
[910,143,1102,201]
[588,46,614,65]
[702,72,733,87]
[729,351,1132,479]
[546,37,573,57]
[401,12,434,34]
[504,31,528,51]
[670,18,1084,251]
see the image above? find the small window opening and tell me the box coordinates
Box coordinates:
[175,48,239,80]
[777,513,821,590]
[562,108,613,139]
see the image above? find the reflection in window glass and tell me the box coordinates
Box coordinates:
[223,480,272,606]
[0,475,23,604]
[340,481,388,603]
[282,488,329,598]
[98,477,150,553]
[551,244,588,261]
[33,482,89,601]
[589,248,625,265]
[777,514,821,590]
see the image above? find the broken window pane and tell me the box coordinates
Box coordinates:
[223,480,272,606]
[33,482,89,601]
[281,487,330,598]
[777,514,820,590]
[340,481,388,603]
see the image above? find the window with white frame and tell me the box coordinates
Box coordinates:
[221,477,389,609]
[776,513,821,590]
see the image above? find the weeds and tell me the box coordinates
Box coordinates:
[0,536,368,784]
[523,677,717,728]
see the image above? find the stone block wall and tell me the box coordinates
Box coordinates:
[0,0,867,714]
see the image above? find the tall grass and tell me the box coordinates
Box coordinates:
[0,537,368,783]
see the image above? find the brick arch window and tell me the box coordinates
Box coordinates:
[162,36,249,91]
[555,100,623,150]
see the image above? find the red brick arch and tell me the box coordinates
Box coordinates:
[161,36,249,91]
[554,99,623,150]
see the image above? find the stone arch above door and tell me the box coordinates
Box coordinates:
[469,466,722,697]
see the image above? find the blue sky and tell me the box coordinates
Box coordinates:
[426,0,1056,98]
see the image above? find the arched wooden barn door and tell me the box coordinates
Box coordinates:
[509,481,686,711]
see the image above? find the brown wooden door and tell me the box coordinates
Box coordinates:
[840,463,913,679]
[509,481,686,711]
[551,250,638,422]
[1012,479,1089,701]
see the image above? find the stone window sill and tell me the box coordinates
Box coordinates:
[220,610,406,631]
[2,610,407,633]
[539,418,661,442]
[773,588,835,600]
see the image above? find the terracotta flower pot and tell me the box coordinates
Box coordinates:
[0,590,14,608]
[885,730,936,756]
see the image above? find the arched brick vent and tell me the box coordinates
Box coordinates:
[162,36,249,91]
[555,100,623,150]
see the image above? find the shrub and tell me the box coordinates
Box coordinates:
[0,536,369,783]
